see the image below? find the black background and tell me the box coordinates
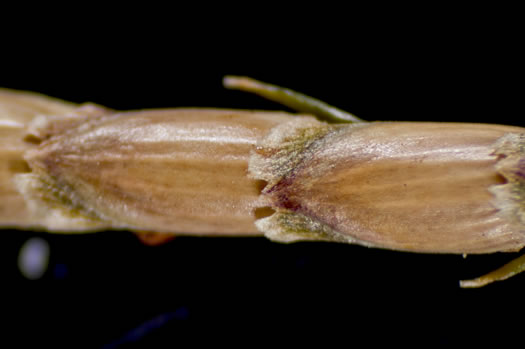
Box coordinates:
[1,7,524,347]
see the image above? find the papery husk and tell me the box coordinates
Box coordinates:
[490,133,525,229]
[0,89,77,227]
[0,88,77,126]
[17,108,315,234]
[3,80,525,289]
[2,88,524,255]
[251,119,525,254]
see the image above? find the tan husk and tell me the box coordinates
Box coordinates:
[251,119,525,254]
[490,133,525,229]
[16,107,316,235]
[0,88,78,227]
[1,88,524,256]
[3,80,525,290]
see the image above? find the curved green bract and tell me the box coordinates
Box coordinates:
[223,76,364,124]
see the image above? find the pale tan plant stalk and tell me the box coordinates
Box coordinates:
[0,78,523,288]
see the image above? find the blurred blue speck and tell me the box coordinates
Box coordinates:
[101,307,190,348]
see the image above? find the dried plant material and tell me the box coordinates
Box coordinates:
[0,77,524,288]
[224,76,363,123]
[19,108,315,234]
[25,103,112,143]
[0,88,78,227]
[490,133,525,228]
[251,120,525,254]
[0,88,77,127]
[460,252,525,288]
